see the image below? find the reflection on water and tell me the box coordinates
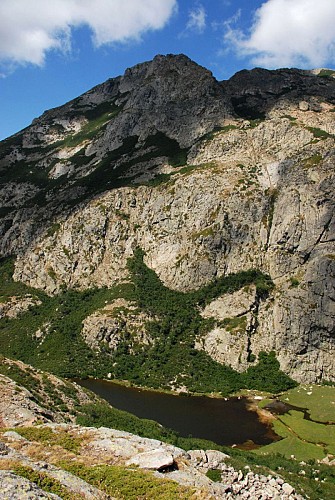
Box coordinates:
[76,379,278,447]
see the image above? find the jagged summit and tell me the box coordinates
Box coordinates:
[30,53,232,151]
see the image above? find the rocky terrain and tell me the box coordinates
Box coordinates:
[0,358,314,499]
[0,54,334,385]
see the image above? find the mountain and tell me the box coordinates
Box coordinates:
[0,54,334,387]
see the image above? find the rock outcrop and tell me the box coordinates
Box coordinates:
[81,299,153,353]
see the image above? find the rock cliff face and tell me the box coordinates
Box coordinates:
[0,54,334,384]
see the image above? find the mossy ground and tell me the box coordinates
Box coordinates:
[280,385,335,422]
[254,384,335,461]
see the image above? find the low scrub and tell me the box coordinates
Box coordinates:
[60,462,194,499]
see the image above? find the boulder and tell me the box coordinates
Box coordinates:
[126,448,174,470]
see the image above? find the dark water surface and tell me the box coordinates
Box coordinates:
[76,379,278,447]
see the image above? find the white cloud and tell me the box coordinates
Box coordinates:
[224,0,335,68]
[0,0,177,68]
[186,4,206,34]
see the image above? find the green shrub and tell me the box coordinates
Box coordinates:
[306,127,332,140]
[13,465,74,499]
[60,462,194,499]
[206,469,222,482]
[242,352,297,393]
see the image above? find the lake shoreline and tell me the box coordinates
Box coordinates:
[74,377,280,448]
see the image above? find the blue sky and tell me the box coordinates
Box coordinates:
[0,0,334,140]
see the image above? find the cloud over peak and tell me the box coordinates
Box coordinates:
[0,0,177,68]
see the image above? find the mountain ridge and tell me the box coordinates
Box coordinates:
[0,53,334,386]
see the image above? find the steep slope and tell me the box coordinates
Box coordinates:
[0,54,334,385]
[0,54,232,257]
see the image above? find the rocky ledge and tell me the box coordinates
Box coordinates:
[0,425,304,500]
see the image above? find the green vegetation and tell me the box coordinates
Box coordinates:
[0,357,82,414]
[248,118,264,128]
[289,277,300,288]
[0,105,188,213]
[221,315,247,334]
[228,448,335,500]
[280,411,335,454]
[254,428,327,462]
[1,358,334,499]
[279,385,335,422]
[0,258,134,377]
[254,384,335,477]
[317,69,335,78]
[60,462,194,499]
[13,465,75,500]
[0,252,295,394]
[201,124,239,141]
[0,257,45,302]
[15,426,82,453]
[76,401,177,443]
[0,361,40,397]
[75,399,335,500]
[107,248,293,394]
[143,132,189,167]
[206,469,222,482]
[302,154,323,168]
[306,126,333,140]
[58,106,120,149]
[72,132,188,200]
[282,114,297,121]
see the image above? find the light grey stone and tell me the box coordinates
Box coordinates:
[126,449,174,470]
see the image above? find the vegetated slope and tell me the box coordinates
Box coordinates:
[0,252,295,394]
[0,54,334,385]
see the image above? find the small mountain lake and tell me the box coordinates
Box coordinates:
[76,379,278,448]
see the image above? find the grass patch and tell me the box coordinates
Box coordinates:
[289,277,300,288]
[15,426,82,453]
[280,385,335,422]
[302,154,323,168]
[306,127,333,140]
[221,315,247,334]
[278,411,335,454]
[252,384,335,475]
[201,125,239,141]
[249,118,264,128]
[253,435,326,461]
[206,469,222,482]
[282,115,297,121]
[317,69,335,78]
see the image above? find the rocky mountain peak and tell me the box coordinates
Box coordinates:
[0,54,334,387]
[108,53,233,148]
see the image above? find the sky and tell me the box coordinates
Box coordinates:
[0,0,334,141]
